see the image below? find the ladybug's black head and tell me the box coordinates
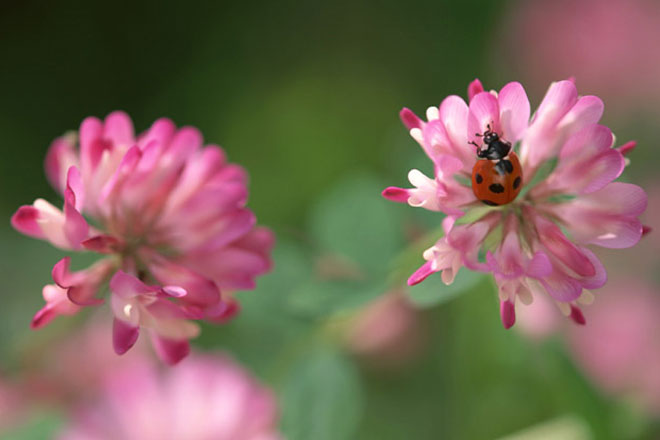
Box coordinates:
[483,131,499,145]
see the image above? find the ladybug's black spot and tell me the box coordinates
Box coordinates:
[481,199,499,206]
[475,173,483,184]
[513,176,521,189]
[489,183,505,194]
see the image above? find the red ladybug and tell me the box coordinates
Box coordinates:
[469,126,523,206]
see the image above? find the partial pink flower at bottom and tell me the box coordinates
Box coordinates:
[0,379,27,434]
[11,112,274,364]
[58,354,281,440]
[29,319,152,404]
[568,280,660,416]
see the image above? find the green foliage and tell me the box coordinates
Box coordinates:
[280,347,364,440]
[308,173,404,278]
[0,412,64,440]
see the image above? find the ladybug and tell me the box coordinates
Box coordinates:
[469,125,523,206]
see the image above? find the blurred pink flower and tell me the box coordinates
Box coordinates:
[32,319,152,403]
[514,291,562,341]
[11,112,274,364]
[347,290,426,367]
[568,280,660,415]
[0,378,26,434]
[58,354,281,440]
[384,79,647,329]
[506,0,660,114]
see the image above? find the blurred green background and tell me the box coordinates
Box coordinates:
[1,0,659,439]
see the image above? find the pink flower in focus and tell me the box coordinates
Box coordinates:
[58,354,281,440]
[11,112,274,364]
[384,79,647,328]
[568,281,660,415]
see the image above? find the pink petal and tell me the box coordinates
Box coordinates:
[382,187,410,203]
[535,216,595,277]
[500,299,516,329]
[162,147,228,214]
[559,124,613,160]
[192,209,257,252]
[168,126,203,157]
[67,285,105,306]
[161,286,187,298]
[147,257,221,307]
[467,79,484,102]
[145,298,194,319]
[206,298,241,323]
[569,304,586,325]
[533,80,578,125]
[52,257,75,288]
[138,117,176,148]
[66,166,85,212]
[578,247,607,290]
[407,261,435,286]
[31,306,57,329]
[82,235,122,254]
[150,334,190,365]
[617,140,636,156]
[182,248,271,290]
[400,107,423,130]
[32,285,79,329]
[44,136,77,193]
[233,227,275,254]
[527,252,552,278]
[540,270,583,303]
[551,149,625,195]
[113,318,140,355]
[559,95,604,133]
[99,145,142,201]
[548,183,647,249]
[421,119,452,162]
[11,206,44,239]
[498,81,530,142]
[103,111,135,146]
[79,116,104,172]
[63,186,89,249]
[439,95,470,152]
[467,92,501,145]
[521,80,579,170]
[486,234,525,280]
[110,271,158,298]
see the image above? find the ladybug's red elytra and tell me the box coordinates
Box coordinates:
[468,125,523,206]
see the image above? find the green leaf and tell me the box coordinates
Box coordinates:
[281,347,364,440]
[407,268,488,308]
[309,173,404,278]
[0,411,64,440]
[287,280,386,317]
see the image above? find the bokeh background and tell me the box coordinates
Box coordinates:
[1,0,659,438]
